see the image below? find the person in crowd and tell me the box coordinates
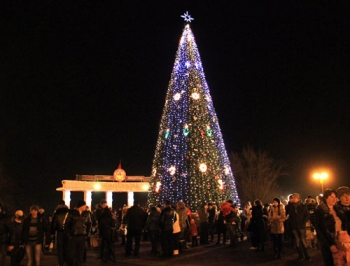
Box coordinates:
[22,205,50,266]
[8,210,25,266]
[216,205,226,245]
[333,186,350,265]
[268,197,286,259]
[119,205,128,245]
[50,200,69,266]
[0,203,9,266]
[197,202,209,245]
[263,203,270,217]
[176,201,190,248]
[207,203,216,242]
[159,200,176,257]
[145,206,161,255]
[189,217,198,247]
[250,199,266,251]
[315,189,340,266]
[288,193,311,261]
[334,186,350,212]
[284,194,294,245]
[95,199,115,262]
[122,200,148,258]
[305,195,318,248]
[64,200,92,266]
[220,200,239,247]
[172,208,181,255]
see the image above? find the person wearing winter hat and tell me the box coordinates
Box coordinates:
[64,200,91,266]
[22,205,50,266]
[268,197,286,259]
[335,186,350,212]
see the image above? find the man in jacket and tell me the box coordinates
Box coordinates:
[288,193,311,261]
[159,200,176,257]
[122,200,147,258]
[64,200,92,266]
[51,200,69,266]
[95,199,115,262]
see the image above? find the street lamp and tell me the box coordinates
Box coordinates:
[313,172,328,194]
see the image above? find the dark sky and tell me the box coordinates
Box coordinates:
[1,1,350,207]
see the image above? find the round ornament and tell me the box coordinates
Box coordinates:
[113,167,126,182]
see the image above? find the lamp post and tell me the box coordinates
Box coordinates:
[313,172,328,194]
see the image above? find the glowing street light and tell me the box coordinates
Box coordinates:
[313,172,328,194]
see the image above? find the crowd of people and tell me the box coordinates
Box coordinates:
[0,186,350,266]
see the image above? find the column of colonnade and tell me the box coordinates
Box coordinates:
[60,189,135,209]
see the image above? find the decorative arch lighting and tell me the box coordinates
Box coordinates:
[93,183,101,190]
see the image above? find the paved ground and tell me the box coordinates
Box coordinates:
[6,236,325,266]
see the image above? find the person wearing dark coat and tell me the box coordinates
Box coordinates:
[315,189,341,266]
[288,193,311,261]
[145,206,161,255]
[159,200,176,257]
[8,210,25,266]
[50,200,69,266]
[22,205,50,266]
[64,201,92,266]
[216,210,226,244]
[95,199,115,262]
[122,200,148,258]
[197,203,209,245]
[250,200,266,251]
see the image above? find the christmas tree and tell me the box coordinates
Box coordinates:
[148,12,240,211]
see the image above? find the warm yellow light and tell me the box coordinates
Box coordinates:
[199,163,207,173]
[313,172,328,181]
[93,183,101,190]
[142,184,150,191]
[191,92,200,100]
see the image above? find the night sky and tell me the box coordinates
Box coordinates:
[2,1,350,210]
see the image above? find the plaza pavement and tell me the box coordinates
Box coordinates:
[6,236,324,266]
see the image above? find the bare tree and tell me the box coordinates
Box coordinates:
[230,145,287,205]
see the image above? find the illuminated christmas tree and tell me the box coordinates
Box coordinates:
[148,12,240,211]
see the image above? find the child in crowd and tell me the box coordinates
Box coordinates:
[189,218,198,247]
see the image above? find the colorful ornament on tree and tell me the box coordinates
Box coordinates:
[183,124,190,136]
[191,91,200,100]
[152,168,157,177]
[218,179,224,190]
[173,93,181,101]
[168,165,176,175]
[223,166,230,176]
[154,181,161,193]
[199,163,207,173]
[206,125,212,137]
[164,128,170,139]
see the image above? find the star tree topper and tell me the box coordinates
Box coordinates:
[181,11,194,23]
